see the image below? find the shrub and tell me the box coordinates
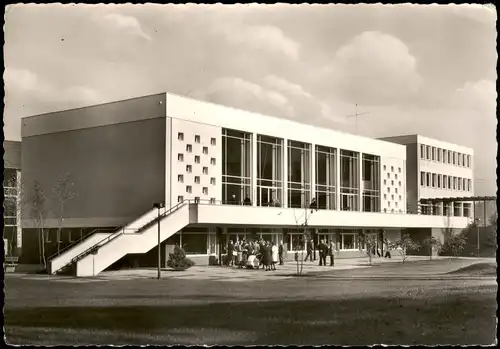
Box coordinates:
[440,234,468,257]
[167,245,195,270]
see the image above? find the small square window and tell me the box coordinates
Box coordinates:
[178,132,184,141]
[383,179,387,185]
[210,158,216,166]
[387,173,390,179]
[383,165,387,171]
[186,165,192,173]
[203,167,208,175]
[186,186,192,193]
[391,195,394,200]
[384,194,387,199]
[178,195,184,202]
[210,198,216,204]
[178,174,184,183]
[391,166,394,172]
[387,187,391,193]
[194,196,200,203]
[391,180,394,186]
[399,195,402,200]
[194,176,200,184]
[177,154,184,162]
[203,146,209,155]
[388,201,391,207]
[398,181,401,186]
[384,208,387,213]
[202,187,208,195]
[391,209,395,213]
[395,188,398,194]
[210,178,216,185]
[210,138,216,146]
[195,155,200,164]
[395,202,398,207]
[398,167,401,173]
[395,174,398,179]
[186,144,192,153]
[195,135,201,143]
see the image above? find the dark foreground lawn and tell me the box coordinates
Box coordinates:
[4,276,497,345]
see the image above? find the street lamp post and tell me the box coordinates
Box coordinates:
[475,218,481,258]
[154,202,165,279]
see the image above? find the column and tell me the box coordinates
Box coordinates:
[336,148,341,210]
[358,153,363,212]
[310,144,316,203]
[283,139,288,208]
[251,133,258,207]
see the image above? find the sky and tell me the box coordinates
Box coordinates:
[3,4,497,195]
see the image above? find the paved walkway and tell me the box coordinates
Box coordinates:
[6,256,495,283]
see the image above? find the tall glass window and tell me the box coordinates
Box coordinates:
[340,150,359,211]
[222,129,252,205]
[315,145,336,210]
[3,169,19,256]
[287,140,311,208]
[257,135,283,207]
[362,154,380,212]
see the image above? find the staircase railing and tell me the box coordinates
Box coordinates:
[47,227,116,262]
[70,199,191,266]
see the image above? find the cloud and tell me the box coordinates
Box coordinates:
[328,31,423,105]
[452,79,497,114]
[192,76,295,119]
[213,22,300,61]
[101,13,151,41]
[264,75,312,98]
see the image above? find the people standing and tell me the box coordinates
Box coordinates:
[263,242,272,271]
[318,239,328,266]
[329,240,336,266]
[278,240,284,265]
[227,240,235,267]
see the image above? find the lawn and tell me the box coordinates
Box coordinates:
[4,275,497,346]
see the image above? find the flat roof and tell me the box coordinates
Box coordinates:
[419,196,496,203]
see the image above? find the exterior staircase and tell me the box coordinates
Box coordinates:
[48,200,191,277]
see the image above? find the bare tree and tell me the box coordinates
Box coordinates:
[30,180,49,269]
[52,170,78,254]
[389,232,420,264]
[292,202,317,277]
[358,232,377,266]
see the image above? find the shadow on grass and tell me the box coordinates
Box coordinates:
[447,262,497,276]
[5,291,497,346]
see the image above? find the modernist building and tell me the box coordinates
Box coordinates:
[3,140,22,256]
[19,93,471,276]
[380,135,474,218]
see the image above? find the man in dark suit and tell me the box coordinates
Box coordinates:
[318,239,328,266]
[278,240,284,265]
[227,240,235,267]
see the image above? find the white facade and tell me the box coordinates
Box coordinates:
[164,92,407,215]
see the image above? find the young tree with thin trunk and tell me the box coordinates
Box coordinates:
[52,170,78,254]
[30,180,49,269]
[389,232,420,264]
[359,232,377,266]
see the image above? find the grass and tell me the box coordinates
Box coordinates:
[448,262,497,276]
[4,275,497,346]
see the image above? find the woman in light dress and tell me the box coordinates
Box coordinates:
[271,242,279,271]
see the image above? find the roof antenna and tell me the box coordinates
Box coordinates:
[346,104,370,134]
